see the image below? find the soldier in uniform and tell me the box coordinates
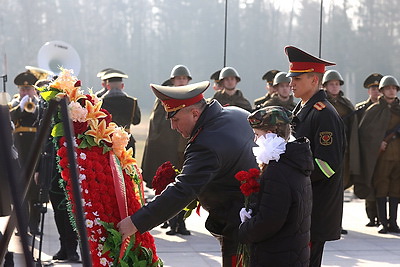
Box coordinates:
[211,66,252,112]
[141,65,191,235]
[253,69,280,110]
[100,69,141,157]
[210,69,223,91]
[94,68,114,98]
[118,81,257,267]
[358,75,400,234]
[9,71,41,236]
[262,71,297,111]
[354,73,383,227]
[322,70,360,191]
[285,46,345,267]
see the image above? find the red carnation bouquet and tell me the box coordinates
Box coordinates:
[39,69,161,266]
[234,168,261,267]
[235,168,261,209]
[152,161,180,195]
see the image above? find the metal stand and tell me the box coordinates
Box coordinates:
[0,98,92,267]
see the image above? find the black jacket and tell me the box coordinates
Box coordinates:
[238,138,313,267]
[132,100,257,240]
[292,90,345,241]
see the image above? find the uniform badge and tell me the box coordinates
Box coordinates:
[320,131,332,146]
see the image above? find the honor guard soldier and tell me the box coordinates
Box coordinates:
[355,73,383,122]
[285,46,346,267]
[322,70,360,191]
[9,71,42,235]
[95,68,115,98]
[100,69,141,157]
[118,81,257,267]
[354,73,383,227]
[358,75,400,234]
[210,69,223,91]
[211,66,252,112]
[253,69,280,110]
[262,71,297,111]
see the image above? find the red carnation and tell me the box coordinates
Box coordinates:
[152,161,180,195]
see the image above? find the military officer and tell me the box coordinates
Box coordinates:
[95,68,114,98]
[118,81,257,267]
[9,71,42,236]
[211,66,252,112]
[253,69,280,110]
[262,71,297,111]
[358,75,400,234]
[100,69,141,157]
[285,46,345,267]
[354,73,383,227]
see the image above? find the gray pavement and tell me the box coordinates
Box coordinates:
[2,193,400,266]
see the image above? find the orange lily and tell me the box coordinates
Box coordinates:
[118,147,137,174]
[86,119,114,145]
[85,100,107,123]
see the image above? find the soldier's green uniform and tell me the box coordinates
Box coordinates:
[253,69,280,110]
[358,75,400,234]
[354,73,383,227]
[323,70,360,189]
[211,67,252,112]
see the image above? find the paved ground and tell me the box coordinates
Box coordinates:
[1,191,400,267]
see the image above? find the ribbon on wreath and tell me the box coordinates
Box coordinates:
[109,151,130,261]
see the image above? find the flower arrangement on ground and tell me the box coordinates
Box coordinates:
[39,69,162,267]
[234,168,260,267]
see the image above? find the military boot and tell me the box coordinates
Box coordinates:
[376,197,389,234]
[4,252,14,267]
[388,197,400,233]
[176,210,191,235]
[166,216,178,235]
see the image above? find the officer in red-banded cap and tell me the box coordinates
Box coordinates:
[285,46,346,267]
[118,81,258,267]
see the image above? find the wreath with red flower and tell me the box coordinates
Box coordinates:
[39,69,161,266]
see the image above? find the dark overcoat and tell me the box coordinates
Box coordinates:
[292,90,345,242]
[238,138,313,267]
[132,100,257,248]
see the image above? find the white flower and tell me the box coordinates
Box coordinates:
[80,152,87,160]
[97,244,103,251]
[86,219,94,228]
[253,133,287,164]
[100,237,106,242]
[79,173,86,182]
[100,258,108,266]
[86,201,92,207]
[84,189,89,194]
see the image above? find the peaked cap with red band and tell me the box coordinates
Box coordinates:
[150,81,210,118]
[284,46,336,77]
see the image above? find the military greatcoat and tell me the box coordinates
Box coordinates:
[292,90,345,242]
[212,89,252,112]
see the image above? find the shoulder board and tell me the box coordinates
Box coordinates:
[313,102,326,111]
